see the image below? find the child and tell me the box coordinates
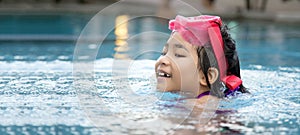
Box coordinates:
[155,15,248,101]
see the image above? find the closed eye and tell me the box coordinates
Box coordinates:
[175,53,185,57]
[161,52,166,56]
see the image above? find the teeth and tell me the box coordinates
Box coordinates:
[157,72,171,78]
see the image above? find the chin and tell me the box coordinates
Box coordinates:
[156,84,179,92]
[156,85,171,92]
[156,84,166,92]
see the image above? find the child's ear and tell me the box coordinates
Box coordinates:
[207,67,219,84]
[199,68,219,86]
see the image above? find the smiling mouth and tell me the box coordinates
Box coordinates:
[157,71,172,78]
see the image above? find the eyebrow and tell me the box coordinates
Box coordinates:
[174,44,188,51]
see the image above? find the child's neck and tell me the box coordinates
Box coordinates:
[198,85,210,97]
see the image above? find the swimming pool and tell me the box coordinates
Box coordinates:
[0,13,299,134]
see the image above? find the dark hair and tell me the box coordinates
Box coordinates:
[196,23,249,98]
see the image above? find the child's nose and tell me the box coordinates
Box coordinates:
[158,56,171,66]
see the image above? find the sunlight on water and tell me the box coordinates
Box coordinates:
[220,68,300,134]
[0,58,299,134]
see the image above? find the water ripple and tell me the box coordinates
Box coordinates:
[0,60,299,134]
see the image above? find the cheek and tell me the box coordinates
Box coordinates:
[177,62,200,95]
[174,59,199,84]
[181,63,198,81]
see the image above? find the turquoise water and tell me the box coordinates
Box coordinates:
[0,14,300,134]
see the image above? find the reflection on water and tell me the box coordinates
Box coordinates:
[113,16,170,60]
[114,15,129,59]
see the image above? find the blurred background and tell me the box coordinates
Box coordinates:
[0,0,299,65]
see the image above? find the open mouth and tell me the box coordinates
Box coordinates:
[157,70,172,78]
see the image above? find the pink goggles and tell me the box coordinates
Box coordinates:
[169,15,242,91]
[169,15,222,46]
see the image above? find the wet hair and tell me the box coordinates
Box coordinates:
[196,23,249,98]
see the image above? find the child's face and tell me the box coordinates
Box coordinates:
[155,32,204,95]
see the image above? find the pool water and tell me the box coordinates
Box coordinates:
[0,14,300,134]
